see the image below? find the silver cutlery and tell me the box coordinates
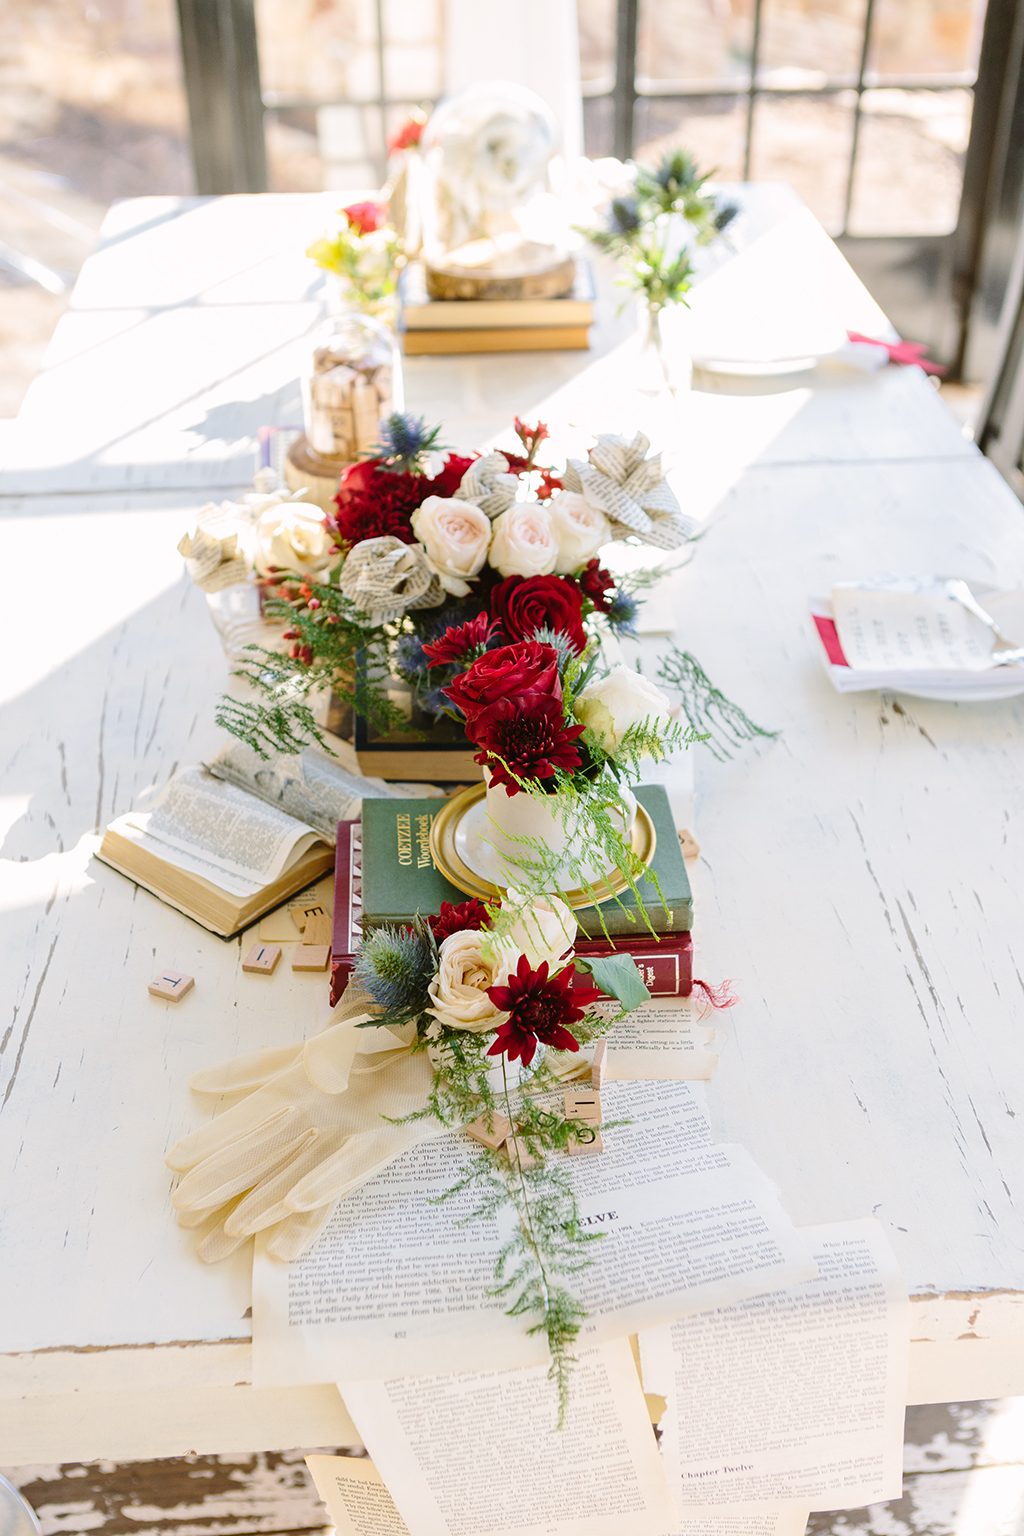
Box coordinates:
[945,578,1022,655]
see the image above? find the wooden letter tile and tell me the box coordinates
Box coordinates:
[292,944,331,972]
[591,1039,607,1090]
[148,970,194,1002]
[505,1135,540,1170]
[567,1124,604,1157]
[302,913,333,947]
[466,1112,512,1151]
[678,827,700,860]
[564,1089,602,1124]
[242,943,281,975]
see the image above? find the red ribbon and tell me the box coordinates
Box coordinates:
[847,331,947,375]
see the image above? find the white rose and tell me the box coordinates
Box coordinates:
[549,492,611,574]
[411,496,492,596]
[427,928,508,1033]
[492,888,576,979]
[488,504,558,578]
[252,499,333,578]
[575,666,674,752]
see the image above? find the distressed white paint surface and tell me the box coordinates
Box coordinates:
[0,192,1019,1463]
[1,188,970,499]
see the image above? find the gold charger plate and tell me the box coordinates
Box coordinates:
[429,782,656,910]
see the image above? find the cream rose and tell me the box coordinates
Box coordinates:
[427,928,508,1033]
[549,492,611,574]
[575,666,674,752]
[492,888,576,978]
[411,496,492,596]
[488,503,558,579]
[252,499,333,578]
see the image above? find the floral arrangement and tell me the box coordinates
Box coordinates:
[583,147,737,312]
[352,885,651,1414]
[306,199,401,317]
[213,416,681,758]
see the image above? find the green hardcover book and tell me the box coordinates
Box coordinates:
[360,785,692,937]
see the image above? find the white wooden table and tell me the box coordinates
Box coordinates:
[1,188,1021,1468]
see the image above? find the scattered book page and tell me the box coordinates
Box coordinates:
[114,767,323,898]
[643,1219,908,1514]
[337,1339,677,1536]
[667,1516,809,1536]
[306,1455,409,1536]
[831,585,992,673]
[595,998,719,1081]
[252,1081,816,1385]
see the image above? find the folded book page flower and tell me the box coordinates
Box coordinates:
[337,535,444,626]
[177,502,251,592]
[456,450,519,520]
[562,431,691,550]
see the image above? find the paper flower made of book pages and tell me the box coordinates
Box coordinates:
[178,503,250,592]
[457,450,519,520]
[562,432,688,550]
[337,535,444,626]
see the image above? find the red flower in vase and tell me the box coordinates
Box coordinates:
[468,690,584,791]
[578,559,615,613]
[491,575,587,653]
[331,459,420,546]
[425,453,476,498]
[343,200,386,235]
[429,899,492,944]
[486,956,601,1065]
[422,612,498,669]
[444,641,561,720]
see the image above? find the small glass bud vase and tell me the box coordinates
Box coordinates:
[419,81,574,302]
[302,312,402,461]
[636,302,693,399]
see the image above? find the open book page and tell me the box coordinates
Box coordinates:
[306,1455,410,1536]
[207,740,443,843]
[116,766,321,897]
[668,1517,808,1536]
[252,1081,815,1385]
[831,585,992,672]
[644,1219,908,1514]
[337,1339,676,1536]
[594,998,719,1081]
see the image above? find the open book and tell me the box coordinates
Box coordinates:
[95,742,405,937]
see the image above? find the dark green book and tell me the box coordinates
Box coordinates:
[360,785,692,938]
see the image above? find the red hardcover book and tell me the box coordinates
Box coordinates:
[330,819,693,1004]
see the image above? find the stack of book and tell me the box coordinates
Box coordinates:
[397,260,595,356]
[330,783,693,1004]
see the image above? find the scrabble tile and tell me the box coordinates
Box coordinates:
[505,1135,540,1170]
[290,900,330,934]
[466,1112,512,1151]
[302,913,333,947]
[678,827,700,860]
[291,944,331,972]
[567,1125,604,1156]
[564,1089,602,1124]
[591,1039,607,1090]
[242,943,281,975]
[148,970,194,1002]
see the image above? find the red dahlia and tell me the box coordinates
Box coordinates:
[491,574,587,653]
[578,558,615,612]
[444,641,561,720]
[486,956,601,1065]
[429,899,491,944]
[422,612,498,669]
[468,690,584,792]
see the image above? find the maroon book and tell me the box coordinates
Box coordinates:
[331,817,694,1004]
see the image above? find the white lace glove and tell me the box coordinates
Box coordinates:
[167,1000,440,1261]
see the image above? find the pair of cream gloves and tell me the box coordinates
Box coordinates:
[166,991,443,1262]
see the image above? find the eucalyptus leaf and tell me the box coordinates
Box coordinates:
[577,954,651,1011]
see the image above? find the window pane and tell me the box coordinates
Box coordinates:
[257,0,442,105]
[847,88,972,234]
[636,0,752,88]
[759,0,865,83]
[748,91,857,233]
[634,95,747,183]
[868,0,987,77]
[578,0,619,90]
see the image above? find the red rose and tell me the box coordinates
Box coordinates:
[491,575,587,653]
[343,200,386,235]
[444,641,562,720]
[578,559,615,613]
[468,690,585,792]
[429,898,491,943]
[425,453,476,498]
[423,611,498,669]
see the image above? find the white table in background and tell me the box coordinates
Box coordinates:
[1,189,1021,1466]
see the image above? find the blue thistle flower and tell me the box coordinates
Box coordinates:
[608,195,641,236]
[529,625,578,673]
[421,684,452,719]
[354,925,434,1012]
[376,412,445,470]
[395,630,429,681]
[606,592,640,635]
